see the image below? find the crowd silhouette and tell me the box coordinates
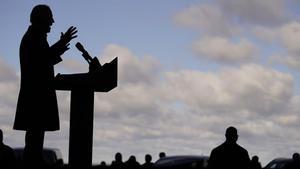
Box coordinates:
[249,155,262,169]
[1,127,300,169]
[108,153,155,169]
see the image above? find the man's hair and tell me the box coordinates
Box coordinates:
[226,126,238,136]
[159,152,166,158]
[145,154,152,162]
[30,4,52,24]
[115,152,122,161]
[293,153,300,160]
[225,126,238,143]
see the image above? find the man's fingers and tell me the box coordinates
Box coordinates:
[70,30,78,35]
[64,28,77,40]
[61,26,78,44]
[70,26,77,32]
[67,26,75,32]
[71,35,78,40]
[67,26,77,34]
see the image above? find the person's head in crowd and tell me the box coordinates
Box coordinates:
[159,152,166,158]
[225,126,238,144]
[145,154,152,163]
[115,152,122,162]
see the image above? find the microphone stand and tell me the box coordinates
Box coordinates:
[75,42,101,73]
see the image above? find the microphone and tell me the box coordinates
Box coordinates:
[75,42,93,64]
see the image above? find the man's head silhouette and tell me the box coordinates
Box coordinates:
[145,154,152,163]
[225,126,238,143]
[251,155,259,162]
[30,5,54,33]
[115,152,122,162]
[159,152,166,158]
[293,153,300,161]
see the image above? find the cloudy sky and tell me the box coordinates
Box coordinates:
[1,0,300,166]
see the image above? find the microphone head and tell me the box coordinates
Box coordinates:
[75,42,85,52]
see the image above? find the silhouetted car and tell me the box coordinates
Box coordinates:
[154,155,209,169]
[14,147,64,167]
[264,158,293,169]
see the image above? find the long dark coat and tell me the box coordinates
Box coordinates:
[14,26,62,131]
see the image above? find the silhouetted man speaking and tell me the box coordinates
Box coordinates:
[13,4,77,166]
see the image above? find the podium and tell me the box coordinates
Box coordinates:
[55,57,117,167]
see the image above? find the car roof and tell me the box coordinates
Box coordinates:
[158,155,209,160]
[269,158,293,162]
[155,155,209,166]
[264,158,293,168]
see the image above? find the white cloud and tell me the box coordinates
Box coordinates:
[0,58,19,108]
[253,26,278,42]
[0,57,22,153]
[56,58,88,74]
[0,44,299,165]
[270,54,300,70]
[216,0,289,27]
[164,64,293,116]
[255,22,300,70]
[174,4,240,37]
[174,0,291,37]
[99,44,161,85]
[273,114,299,126]
[192,37,258,63]
[0,58,18,82]
[1,1,299,165]
[279,22,300,55]
[174,1,300,68]
[86,45,296,163]
[288,96,300,113]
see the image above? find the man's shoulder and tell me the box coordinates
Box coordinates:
[236,143,248,152]
[212,142,249,155]
[22,26,45,42]
[211,143,226,153]
[234,144,250,159]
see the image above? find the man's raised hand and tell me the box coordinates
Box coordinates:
[60,26,78,44]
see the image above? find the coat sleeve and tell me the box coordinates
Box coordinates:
[49,39,67,65]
